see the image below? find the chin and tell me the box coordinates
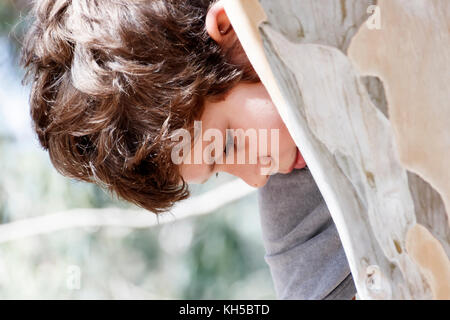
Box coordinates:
[277,167,292,175]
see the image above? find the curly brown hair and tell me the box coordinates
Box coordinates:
[21,0,259,214]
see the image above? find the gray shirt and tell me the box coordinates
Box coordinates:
[257,166,356,300]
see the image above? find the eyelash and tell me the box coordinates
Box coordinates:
[224,132,234,155]
[214,131,233,178]
[213,130,233,173]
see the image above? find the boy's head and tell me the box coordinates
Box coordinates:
[21,0,304,214]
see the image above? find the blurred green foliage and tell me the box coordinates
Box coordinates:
[0,1,19,33]
[0,1,275,299]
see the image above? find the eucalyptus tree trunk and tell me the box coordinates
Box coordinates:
[224,0,450,299]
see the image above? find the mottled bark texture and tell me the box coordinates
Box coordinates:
[225,0,450,299]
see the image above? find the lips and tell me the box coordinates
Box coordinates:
[289,147,306,172]
[294,148,306,169]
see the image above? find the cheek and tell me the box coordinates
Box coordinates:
[239,99,283,130]
[239,106,293,157]
[231,87,295,153]
[255,104,295,154]
[278,123,295,151]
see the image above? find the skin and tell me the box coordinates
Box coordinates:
[179,0,306,188]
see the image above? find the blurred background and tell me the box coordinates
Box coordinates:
[0,0,275,299]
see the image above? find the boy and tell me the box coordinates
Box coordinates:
[21,0,355,299]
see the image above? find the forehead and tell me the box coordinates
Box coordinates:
[177,105,225,185]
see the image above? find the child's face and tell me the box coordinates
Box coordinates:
[179,81,305,188]
[178,0,305,188]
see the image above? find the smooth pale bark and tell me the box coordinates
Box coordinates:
[225,0,450,299]
[348,0,450,299]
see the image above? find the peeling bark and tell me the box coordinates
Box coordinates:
[406,224,450,299]
[348,0,450,223]
[225,0,450,299]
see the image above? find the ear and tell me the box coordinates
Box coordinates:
[205,0,235,46]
